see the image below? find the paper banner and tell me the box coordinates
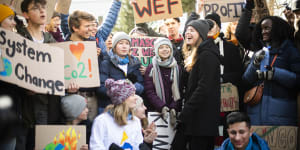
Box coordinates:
[132,0,183,24]
[36,125,86,150]
[203,0,245,23]
[51,41,100,88]
[130,36,158,67]
[148,112,176,150]
[220,83,239,112]
[0,28,65,95]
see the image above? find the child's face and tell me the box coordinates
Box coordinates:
[78,107,89,121]
[1,15,16,31]
[23,2,47,25]
[115,40,130,58]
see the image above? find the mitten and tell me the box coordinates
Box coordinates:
[127,73,137,83]
[161,106,169,121]
[256,67,274,80]
[253,50,265,68]
[170,109,176,127]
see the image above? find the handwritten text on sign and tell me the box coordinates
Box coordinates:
[131,37,157,67]
[252,126,298,150]
[203,0,245,23]
[220,83,239,112]
[51,41,100,88]
[0,28,65,95]
[148,112,175,150]
[132,0,183,24]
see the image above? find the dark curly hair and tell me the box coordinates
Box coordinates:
[253,16,294,50]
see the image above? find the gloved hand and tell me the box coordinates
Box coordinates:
[109,143,123,150]
[161,106,169,122]
[256,67,274,80]
[127,73,137,83]
[170,109,176,127]
[245,0,255,10]
[253,50,265,68]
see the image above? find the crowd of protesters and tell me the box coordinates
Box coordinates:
[0,0,300,149]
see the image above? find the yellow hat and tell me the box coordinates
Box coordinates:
[0,4,15,23]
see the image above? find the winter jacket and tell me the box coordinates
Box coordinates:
[217,133,270,150]
[17,27,63,126]
[243,40,300,125]
[144,64,179,112]
[48,28,64,42]
[61,0,121,53]
[96,55,144,108]
[179,39,221,136]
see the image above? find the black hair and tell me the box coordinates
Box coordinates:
[164,17,180,23]
[52,11,61,19]
[21,0,47,13]
[226,112,251,128]
[253,16,294,50]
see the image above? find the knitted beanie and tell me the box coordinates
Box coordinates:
[61,94,86,122]
[105,78,136,105]
[112,32,131,49]
[187,19,210,41]
[0,4,15,23]
[154,37,173,58]
[205,12,221,28]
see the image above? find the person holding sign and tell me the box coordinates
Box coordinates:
[243,16,300,126]
[97,32,144,114]
[217,112,269,150]
[90,79,148,150]
[144,37,181,127]
[61,94,89,150]
[171,19,220,150]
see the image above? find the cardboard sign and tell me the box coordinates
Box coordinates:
[131,36,158,67]
[203,0,245,22]
[148,112,176,150]
[132,0,183,24]
[11,0,57,23]
[0,28,65,95]
[51,41,100,88]
[220,83,239,112]
[252,126,298,150]
[252,0,270,23]
[55,0,72,15]
[36,125,86,150]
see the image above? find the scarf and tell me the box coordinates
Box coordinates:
[116,55,129,65]
[149,56,180,102]
[227,136,253,150]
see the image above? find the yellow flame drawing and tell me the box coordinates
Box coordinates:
[50,127,81,150]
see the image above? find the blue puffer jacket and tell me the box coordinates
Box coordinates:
[96,54,144,108]
[217,133,270,150]
[243,40,300,126]
[61,0,121,52]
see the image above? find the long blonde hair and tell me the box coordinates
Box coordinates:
[182,38,203,72]
[105,103,134,126]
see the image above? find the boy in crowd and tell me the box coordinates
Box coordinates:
[218,112,269,150]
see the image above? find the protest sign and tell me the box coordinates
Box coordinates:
[132,0,183,24]
[11,0,56,23]
[51,41,100,88]
[220,83,239,112]
[131,36,158,67]
[252,0,270,23]
[203,0,245,22]
[36,125,86,150]
[252,126,298,150]
[0,28,65,95]
[148,112,176,150]
[55,0,72,15]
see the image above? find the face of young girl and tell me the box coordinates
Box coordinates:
[1,15,16,31]
[125,95,137,109]
[185,26,200,46]
[135,102,147,119]
[115,40,130,58]
[77,107,89,121]
[158,44,171,61]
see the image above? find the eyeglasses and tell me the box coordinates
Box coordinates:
[28,5,46,11]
